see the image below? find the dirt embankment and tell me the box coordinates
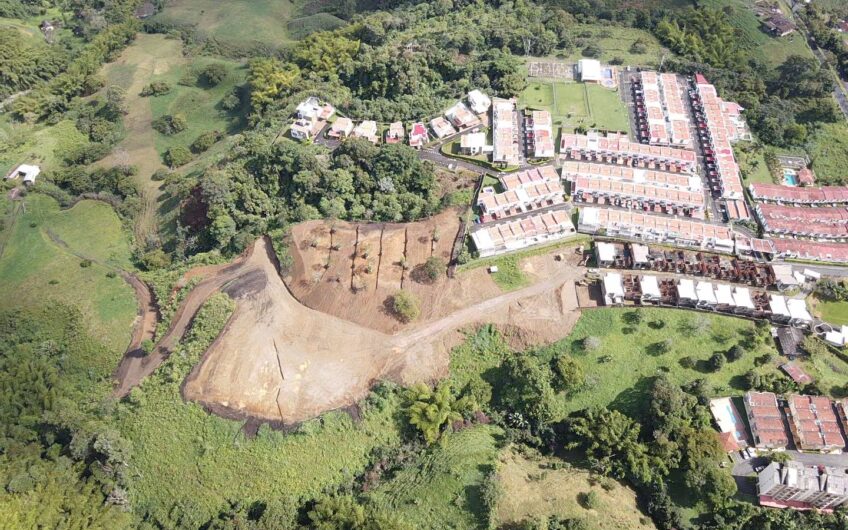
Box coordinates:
[114,234,585,425]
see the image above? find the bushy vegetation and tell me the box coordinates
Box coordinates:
[391,290,420,323]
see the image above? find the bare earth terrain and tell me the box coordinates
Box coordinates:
[172,237,584,424]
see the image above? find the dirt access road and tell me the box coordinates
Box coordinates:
[116,236,582,424]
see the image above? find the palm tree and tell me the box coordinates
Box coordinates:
[404,382,468,444]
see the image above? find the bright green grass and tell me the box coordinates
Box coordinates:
[449,311,781,422]
[546,308,779,417]
[46,200,134,269]
[735,142,774,185]
[488,255,530,292]
[147,59,247,158]
[808,122,848,185]
[555,24,668,67]
[800,341,848,397]
[815,300,848,327]
[519,81,629,134]
[151,0,345,47]
[116,294,404,525]
[366,425,501,529]
[0,194,136,351]
[0,118,90,176]
[697,0,815,67]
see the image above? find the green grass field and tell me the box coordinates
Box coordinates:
[0,118,91,177]
[697,0,814,67]
[151,0,346,48]
[0,194,137,351]
[735,142,774,185]
[495,448,656,529]
[487,255,530,292]
[449,310,782,423]
[116,293,406,526]
[146,59,248,158]
[519,81,629,134]
[366,425,501,529]
[555,24,668,67]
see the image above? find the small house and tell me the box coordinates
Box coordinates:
[352,120,379,144]
[4,164,40,186]
[385,121,404,144]
[578,59,602,83]
[602,273,625,306]
[460,132,487,155]
[409,122,429,149]
[467,89,491,114]
[328,117,354,138]
[430,116,457,139]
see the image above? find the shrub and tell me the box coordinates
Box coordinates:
[582,43,602,58]
[151,169,171,181]
[581,490,600,509]
[190,131,223,153]
[152,114,187,135]
[140,81,171,97]
[679,356,695,369]
[630,40,649,54]
[421,256,445,282]
[164,146,192,168]
[726,344,745,362]
[391,290,420,323]
[754,353,774,367]
[220,92,241,111]
[140,339,154,355]
[582,336,602,352]
[79,259,92,268]
[200,63,228,86]
[708,352,726,372]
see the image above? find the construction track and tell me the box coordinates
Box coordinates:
[112,237,584,424]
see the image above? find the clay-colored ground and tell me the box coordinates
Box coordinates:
[288,209,523,333]
[180,237,584,424]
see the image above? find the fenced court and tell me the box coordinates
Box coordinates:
[519,80,629,133]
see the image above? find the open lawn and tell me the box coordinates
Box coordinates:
[448,310,782,424]
[554,25,668,67]
[697,0,814,67]
[495,448,656,529]
[147,58,248,158]
[0,194,137,351]
[547,308,780,417]
[0,118,91,177]
[366,425,501,529]
[152,0,346,49]
[735,142,774,185]
[519,81,629,134]
[799,341,848,397]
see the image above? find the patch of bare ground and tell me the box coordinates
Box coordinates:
[118,233,585,424]
[287,208,504,333]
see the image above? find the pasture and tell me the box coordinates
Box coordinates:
[0,194,137,351]
[151,0,347,48]
[556,24,668,67]
[519,81,630,134]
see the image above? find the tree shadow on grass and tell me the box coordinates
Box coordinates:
[609,376,657,420]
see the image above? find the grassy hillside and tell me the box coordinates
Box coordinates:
[151,0,347,48]
[365,425,502,529]
[0,194,137,351]
[495,448,656,529]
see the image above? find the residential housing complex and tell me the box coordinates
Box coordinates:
[631,72,692,148]
[563,160,705,218]
[477,166,564,221]
[560,131,697,172]
[470,208,575,257]
[491,97,520,167]
[578,207,735,253]
[787,395,846,452]
[744,391,790,450]
[759,461,848,511]
[524,110,554,159]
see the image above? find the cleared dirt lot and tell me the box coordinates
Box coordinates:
[180,238,585,424]
[287,208,508,333]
